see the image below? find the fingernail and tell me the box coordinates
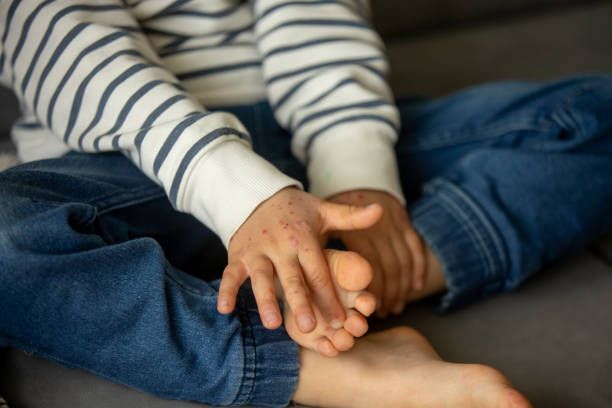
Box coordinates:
[298,314,315,330]
[264,311,278,326]
[330,319,343,330]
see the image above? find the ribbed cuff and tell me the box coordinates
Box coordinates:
[410,179,508,312]
[179,140,303,247]
[233,287,300,408]
[307,124,405,205]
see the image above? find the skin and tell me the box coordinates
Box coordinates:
[217,187,384,337]
[279,249,378,356]
[293,327,532,408]
[328,189,427,316]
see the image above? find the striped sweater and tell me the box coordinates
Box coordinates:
[0,0,403,246]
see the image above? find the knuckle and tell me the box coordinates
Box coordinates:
[307,270,332,290]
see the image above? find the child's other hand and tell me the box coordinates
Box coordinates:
[218,187,383,333]
[328,189,426,316]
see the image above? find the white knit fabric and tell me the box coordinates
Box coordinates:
[0,0,404,245]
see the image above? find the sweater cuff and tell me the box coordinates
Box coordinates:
[179,139,303,247]
[307,123,405,205]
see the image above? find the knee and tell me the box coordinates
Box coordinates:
[548,75,612,143]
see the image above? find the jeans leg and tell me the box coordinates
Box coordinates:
[0,152,298,407]
[395,75,612,310]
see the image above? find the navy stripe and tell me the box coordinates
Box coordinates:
[63,49,141,143]
[15,122,43,129]
[305,114,398,155]
[77,62,152,149]
[45,23,100,128]
[272,63,382,111]
[133,94,187,163]
[293,99,389,133]
[287,77,358,129]
[176,60,260,80]
[101,80,167,141]
[159,35,189,51]
[29,6,126,109]
[303,77,357,108]
[163,3,244,19]
[111,134,121,150]
[159,41,252,57]
[153,112,210,176]
[258,19,370,42]
[263,36,381,59]
[0,0,21,72]
[10,1,52,68]
[267,55,382,86]
[258,0,362,21]
[140,0,192,21]
[168,128,249,205]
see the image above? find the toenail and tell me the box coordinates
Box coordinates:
[298,314,315,329]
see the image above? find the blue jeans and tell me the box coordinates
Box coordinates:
[1,75,612,407]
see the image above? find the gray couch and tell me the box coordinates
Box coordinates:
[1,1,612,407]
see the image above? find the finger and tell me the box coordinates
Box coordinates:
[405,228,427,290]
[320,201,383,233]
[374,237,400,316]
[390,226,412,314]
[249,257,283,329]
[298,243,346,329]
[218,262,247,314]
[275,258,317,333]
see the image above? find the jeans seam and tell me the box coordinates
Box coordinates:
[430,180,507,285]
[163,265,215,298]
[95,187,166,215]
[232,293,257,406]
[441,181,508,281]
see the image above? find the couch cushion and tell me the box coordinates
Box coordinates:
[384,3,612,97]
[371,0,605,37]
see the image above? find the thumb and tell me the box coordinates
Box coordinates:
[320,201,383,233]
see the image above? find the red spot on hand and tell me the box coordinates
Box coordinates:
[288,201,293,206]
[289,211,294,215]
[357,193,364,199]
[288,235,299,247]
[261,229,268,235]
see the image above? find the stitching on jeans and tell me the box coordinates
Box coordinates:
[435,188,494,279]
[232,294,257,405]
[163,265,215,297]
[442,181,508,276]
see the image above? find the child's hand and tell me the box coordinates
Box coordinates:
[218,187,383,333]
[328,189,426,316]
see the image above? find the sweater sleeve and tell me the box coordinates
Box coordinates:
[0,0,301,246]
[252,0,405,204]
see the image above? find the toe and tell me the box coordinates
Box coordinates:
[330,328,355,351]
[354,292,377,316]
[317,338,339,357]
[326,249,373,291]
[344,310,368,337]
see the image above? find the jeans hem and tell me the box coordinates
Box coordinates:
[411,178,509,311]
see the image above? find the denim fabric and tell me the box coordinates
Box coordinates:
[1,74,612,406]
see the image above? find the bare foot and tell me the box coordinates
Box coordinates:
[294,327,531,408]
[281,249,377,357]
